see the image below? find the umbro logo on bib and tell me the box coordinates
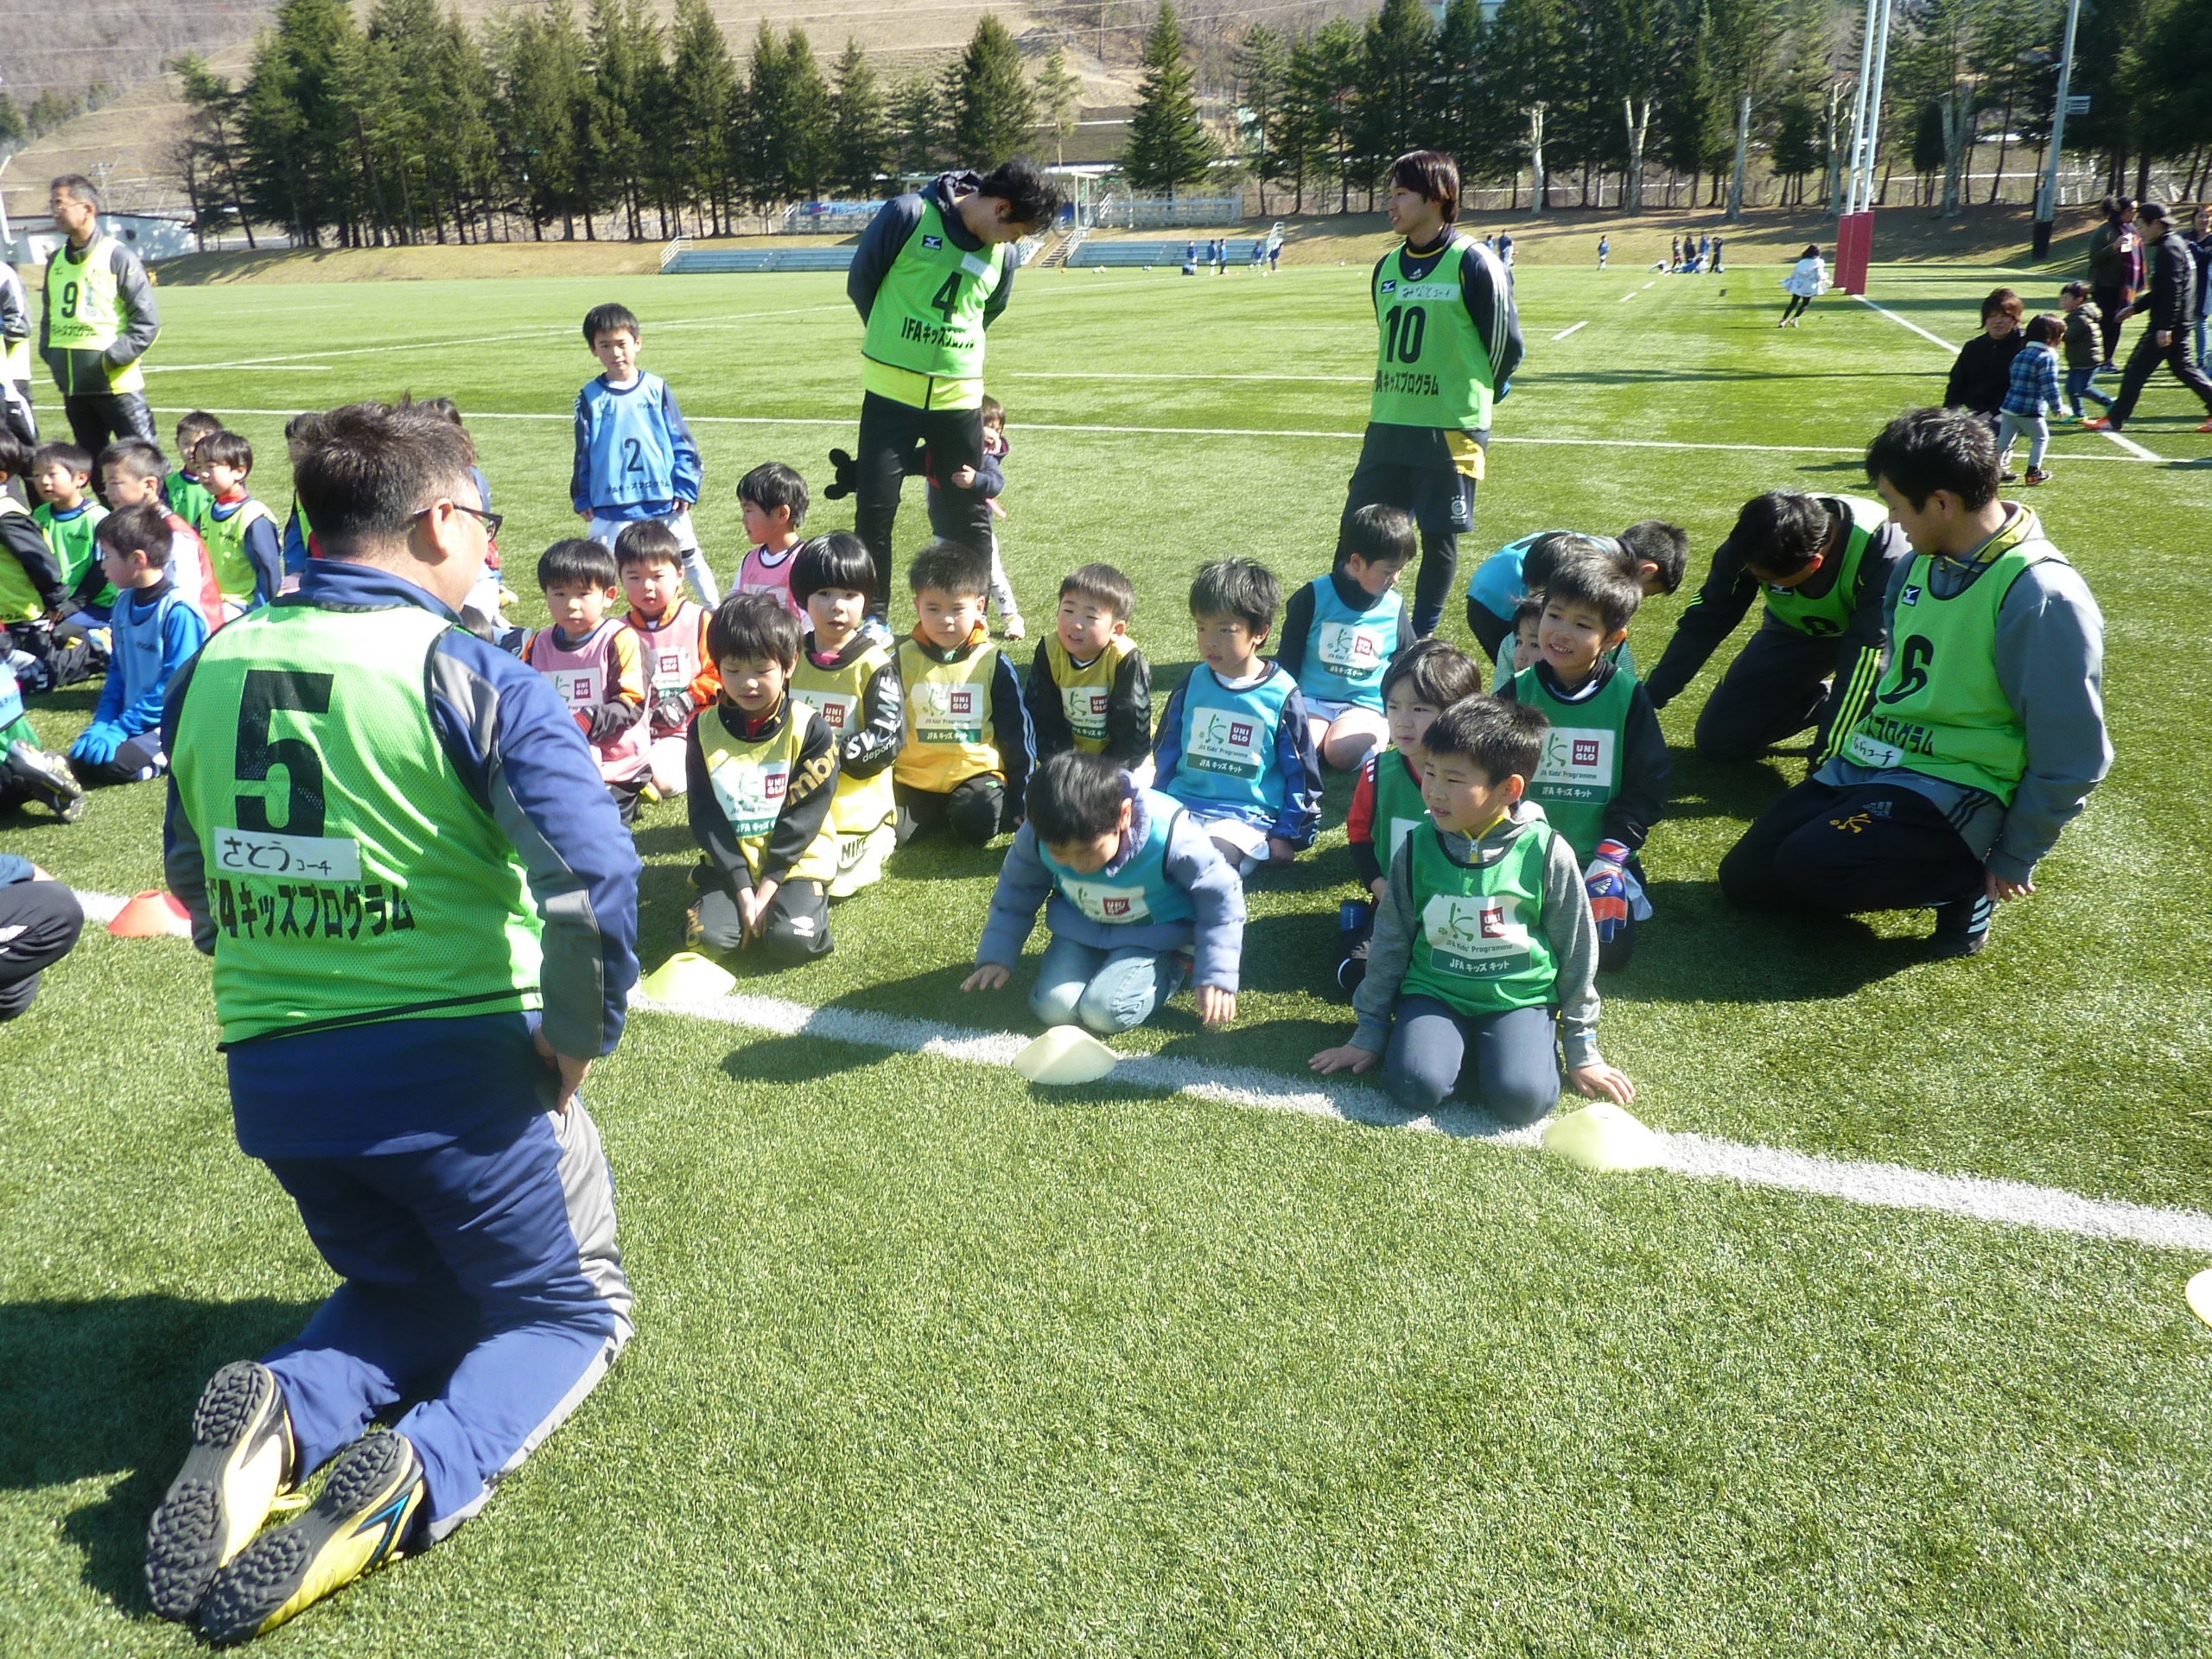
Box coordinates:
[922,234,943,251]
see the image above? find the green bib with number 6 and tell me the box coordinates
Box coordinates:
[861,200,1007,382]
[172,601,543,1045]
[1370,238,1495,433]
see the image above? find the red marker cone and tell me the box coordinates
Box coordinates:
[108,891,192,938]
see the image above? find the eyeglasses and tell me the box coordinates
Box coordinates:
[413,500,503,541]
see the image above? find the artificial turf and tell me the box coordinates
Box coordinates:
[2,253,2209,1652]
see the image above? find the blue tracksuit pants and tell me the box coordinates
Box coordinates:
[258,1100,632,1542]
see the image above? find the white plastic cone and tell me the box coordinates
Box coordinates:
[1013,1025,1119,1085]
[636,951,736,1002]
[1541,1100,1663,1173]
[2187,1269,2212,1329]
[107,891,192,938]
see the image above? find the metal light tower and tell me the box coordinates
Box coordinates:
[2031,0,2086,259]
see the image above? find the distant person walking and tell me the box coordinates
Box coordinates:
[1778,245,1827,327]
[1710,234,1724,273]
[2084,196,2139,370]
[39,174,159,473]
[2084,200,2212,435]
[1597,235,1609,269]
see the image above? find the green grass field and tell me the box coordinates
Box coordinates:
[4,254,2212,1655]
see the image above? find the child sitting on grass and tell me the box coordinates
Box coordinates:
[734,461,809,620]
[1487,534,1662,693]
[163,410,220,528]
[963,750,1242,1034]
[1151,557,1320,874]
[0,435,92,696]
[789,531,903,897]
[99,439,221,630]
[1275,504,1415,771]
[1498,550,1669,973]
[685,592,840,966]
[1338,639,1484,992]
[192,430,284,617]
[893,539,1033,847]
[31,442,108,625]
[1026,562,1152,768]
[618,519,717,798]
[67,502,207,786]
[1465,521,1688,665]
[1310,696,1636,1123]
[520,538,652,823]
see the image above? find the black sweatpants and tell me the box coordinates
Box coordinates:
[854,392,990,613]
[894,774,1003,846]
[0,878,85,1020]
[692,880,833,966]
[1344,426,1479,638]
[1693,626,1845,762]
[62,391,156,485]
[1719,779,1985,917]
[2105,327,2212,426]
[67,732,167,786]
[2090,285,2127,364]
[1466,597,1512,664]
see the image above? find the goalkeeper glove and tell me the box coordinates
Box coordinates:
[70,721,123,766]
[575,701,642,745]
[1584,840,1631,944]
[651,689,695,734]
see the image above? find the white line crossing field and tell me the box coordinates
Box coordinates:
[1552,321,1590,340]
[63,887,2212,1258]
[1618,291,1637,302]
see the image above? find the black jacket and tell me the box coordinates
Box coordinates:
[686,694,841,893]
[1026,639,1153,767]
[2139,229,2200,332]
[847,172,1015,333]
[1943,330,2025,416]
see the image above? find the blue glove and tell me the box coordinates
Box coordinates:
[70,721,122,766]
[1584,839,1631,945]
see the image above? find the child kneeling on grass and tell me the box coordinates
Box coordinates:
[686,592,841,966]
[963,750,1243,1034]
[893,538,1033,846]
[1277,503,1416,771]
[790,531,904,897]
[1311,696,1635,1123]
[67,502,207,786]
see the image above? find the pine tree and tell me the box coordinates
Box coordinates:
[1233,25,1292,211]
[492,0,588,239]
[892,73,944,178]
[944,14,1036,167]
[1033,45,1082,166]
[1123,1,1217,198]
[830,38,893,198]
[1289,17,1362,212]
[734,22,787,221]
[1357,0,1440,203]
[781,30,835,201]
[667,0,737,232]
[174,54,258,247]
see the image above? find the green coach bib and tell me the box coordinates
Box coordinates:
[1511,664,1637,863]
[1841,541,2062,804]
[1370,238,1494,432]
[172,601,543,1045]
[861,200,1007,385]
[44,236,145,394]
[1398,820,1557,1017]
[1764,496,1886,638]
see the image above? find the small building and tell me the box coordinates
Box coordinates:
[4,213,196,269]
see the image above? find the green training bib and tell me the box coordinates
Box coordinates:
[1764,496,1886,638]
[1511,664,1637,863]
[1369,238,1495,432]
[861,200,1007,382]
[1398,820,1558,1017]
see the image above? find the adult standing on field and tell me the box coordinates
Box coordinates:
[844,158,1062,623]
[2084,196,2139,370]
[149,401,639,1643]
[1344,149,1523,639]
[39,174,159,471]
[2083,200,2212,436]
[1719,408,2110,961]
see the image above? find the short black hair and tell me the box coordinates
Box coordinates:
[975,157,1063,229]
[31,441,92,480]
[1542,550,1642,635]
[177,410,222,448]
[49,172,100,209]
[909,538,991,600]
[1059,562,1135,622]
[0,434,29,480]
[1337,503,1416,572]
[613,518,683,569]
[981,393,1005,426]
[582,302,640,345]
[737,461,809,529]
[1380,637,1482,708]
[2061,280,2092,302]
[1026,751,1128,847]
[1865,406,1999,512]
[1189,557,1280,635]
[98,438,167,482]
[2026,311,2064,345]
[295,401,480,558]
[708,590,803,668]
[194,430,253,475]
[1800,244,1821,259]
[1388,149,1460,223]
[1520,530,1620,594]
[1726,491,1830,580]
[791,531,876,605]
[95,500,169,563]
[1618,520,1688,594]
[1421,695,1548,785]
[282,410,323,443]
[1510,594,1545,636]
[538,537,617,591]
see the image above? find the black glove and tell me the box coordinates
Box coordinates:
[651,689,695,734]
[577,701,642,745]
[823,447,858,500]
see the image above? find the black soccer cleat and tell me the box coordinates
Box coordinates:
[1927,895,1993,960]
[143,1362,296,1621]
[6,740,86,823]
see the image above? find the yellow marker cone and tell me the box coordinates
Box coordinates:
[2187,1269,2212,1329]
[1541,1100,1663,1173]
[1013,1025,1119,1085]
[107,891,192,938]
[636,951,736,1002]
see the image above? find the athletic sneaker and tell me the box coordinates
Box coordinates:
[144,1362,297,1621]
[2081,416,2116,431]
[2196,418,2212,434]
[2024,468,2052,486]
[196,1431,425,1645]
[1927,895,1993,960]
[6,740,86,823]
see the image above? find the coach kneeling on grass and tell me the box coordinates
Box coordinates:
[149,401,639,1643]
[1719,407,2111,959]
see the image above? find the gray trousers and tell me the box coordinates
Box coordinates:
[1382,997,1560,1124]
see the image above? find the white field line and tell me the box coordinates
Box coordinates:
[1552,321,1590,340]
[1618,291,1637,302]
[1007,371,1369,384]
[70,880,2212,1253]
[1642,280,1658,290]
[1850,291,2166,464]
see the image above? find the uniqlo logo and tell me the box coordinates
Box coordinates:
[658,652,681,677]
[1573,738,1600,766]
[950,690,975,715]
[822,702,847,728]
[1102,896,1130,917]
[1085,693,1108,715]
[1230,721,1254,747]
[1351,636,1379,663]
[567,675,594,702]
[1479,903,1508,939]
[765,773,786,801]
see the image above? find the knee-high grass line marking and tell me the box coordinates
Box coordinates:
[67,886,2208,1254]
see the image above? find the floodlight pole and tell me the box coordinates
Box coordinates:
[2031,0,2084,259]
[1858,0,1897,211]
[1840,0,1878,215]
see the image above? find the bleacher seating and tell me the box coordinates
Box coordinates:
[1067,239,1264,269]
[662,245,855,275]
